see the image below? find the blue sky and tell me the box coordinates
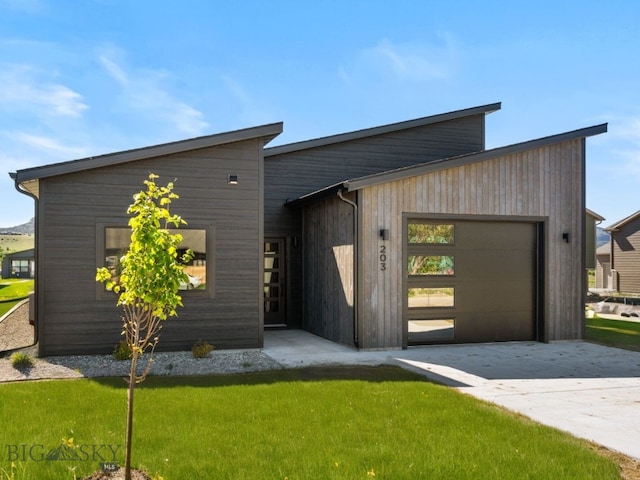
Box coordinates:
[1,0,638,227]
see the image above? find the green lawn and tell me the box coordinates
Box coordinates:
[585,315,640,351]
[0,280,34,317]
[0,367,621,480]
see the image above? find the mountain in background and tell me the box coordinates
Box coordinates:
[0,218,35,235]
[596,227,610,247]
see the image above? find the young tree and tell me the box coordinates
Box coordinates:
[96,173,192,480]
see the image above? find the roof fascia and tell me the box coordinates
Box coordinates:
[604,209,640,231]
[345,123,608,192]
[12,122,283,183]
[265,102,501,157]
[284,182,346,208]
[586,208,605,222]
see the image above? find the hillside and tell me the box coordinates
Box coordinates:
[0,218,35,235]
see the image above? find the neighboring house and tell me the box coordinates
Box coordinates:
[1,248,35,279]
[10,103,607,356]
[585,209,605,271]
[597,210,640,293]
[595,243,612,290]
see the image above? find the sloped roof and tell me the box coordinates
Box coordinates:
[596,243,611,255]
[285,123,608,207]
[10,122,283,186]
[604,210,640,232]
[266,102,501,157]
[586,208,605,222]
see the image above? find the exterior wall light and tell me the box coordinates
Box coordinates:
[562,232,570,243]
[227,174,239,185]
[380,228,389,240]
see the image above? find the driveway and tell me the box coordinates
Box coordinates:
[263,331,640,460]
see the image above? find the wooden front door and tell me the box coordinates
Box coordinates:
[264,238,286,326]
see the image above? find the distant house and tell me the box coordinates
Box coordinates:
[1,248,35,279]
[597,210,640,293]
[585,209,605,271]
[10,102,607,356]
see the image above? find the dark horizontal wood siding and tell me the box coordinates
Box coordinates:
[265,115,487,327]
[37,139,264,356]
[612,218,640,293]
[357,139,585,349]
[301,194,355,344]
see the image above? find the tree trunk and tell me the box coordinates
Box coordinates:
[124,351,138,480]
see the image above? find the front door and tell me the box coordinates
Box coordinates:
[264,238,286,326]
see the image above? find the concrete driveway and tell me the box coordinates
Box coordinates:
[263,330,640,460]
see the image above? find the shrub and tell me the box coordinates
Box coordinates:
[11,352,34,371]
[112,340,132,361]
[191,340,214,358]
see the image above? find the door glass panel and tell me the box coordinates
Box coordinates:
[265,301,279,313]
[264,286,279,298]
[408,319,455,342]
[265,242,279,253]
[264,272,279,283]
[264,257,279,269]
[408,255,454,275]
[408,287,454,308]
[264,238,285,325]
[408,223,454,244]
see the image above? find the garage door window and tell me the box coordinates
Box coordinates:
[408,319,455,342]
[408,287,455,308]
[408,223,454,244]
[408,255,454,275]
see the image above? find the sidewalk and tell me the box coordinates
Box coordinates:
[264,330,640,461]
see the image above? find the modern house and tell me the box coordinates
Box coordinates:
[1,248,35,279]
[10,102,607,356]
[596,210,640,294]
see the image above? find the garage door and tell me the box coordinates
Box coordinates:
[406,219,538,345]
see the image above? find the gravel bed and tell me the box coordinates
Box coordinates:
[0,349,284,383]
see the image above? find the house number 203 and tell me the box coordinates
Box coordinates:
[379,245,387,271]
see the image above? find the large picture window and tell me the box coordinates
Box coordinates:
[104,227,208,291]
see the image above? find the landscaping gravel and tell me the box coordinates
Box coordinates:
[0,349,284,383]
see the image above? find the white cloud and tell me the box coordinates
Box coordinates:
[98,52,209,137]
[594,115,640,180]
[0,64,88,118]
[341,36,456,84]
[10,131,89,158]
[99,54,129,86]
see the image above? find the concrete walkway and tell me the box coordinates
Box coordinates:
[263,330,640,460]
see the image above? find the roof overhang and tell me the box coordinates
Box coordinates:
[10,122,283,194]
[267,102,501,157]
[286,123,608,208]
[586,208,605,222]
[604,209,640,231]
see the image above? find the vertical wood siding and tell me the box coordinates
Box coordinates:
[38,140,264,355]
[358,139,585,349]
[612,219,640,293]
[302,195,355,344]
[266,115,487,327]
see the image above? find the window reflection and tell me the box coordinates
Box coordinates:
[104,227,207,291]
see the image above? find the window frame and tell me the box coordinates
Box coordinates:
[96,220,215,300]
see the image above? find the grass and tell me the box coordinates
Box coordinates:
[9,352,34,371]
[585,314,640,351]
[0,279,34,317]
[0,367,622,480]
[0,235,34,256]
